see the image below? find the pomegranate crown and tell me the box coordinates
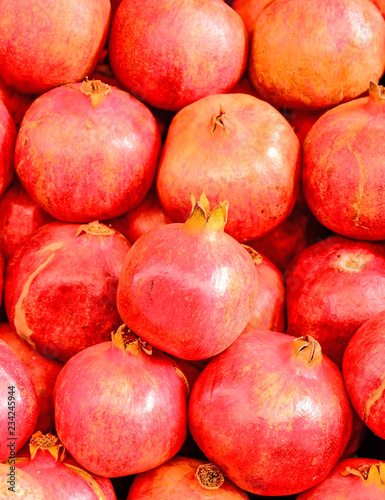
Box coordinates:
[184,191,228,232]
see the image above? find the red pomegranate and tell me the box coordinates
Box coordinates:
[156,93,300,242]
[303,81,385,240]
[0,463,54,499]
[0,339,38,462]
[0,251,4,308]
[15,80,161,222]
[0,323,63,433]
[0,179,53,261]
[54,326,188,477]
[285,235,385,367]
[232,0,274,33]
[340,410,367,460]
[297,458,385,499]
[0,0,110,95]
[249,0,385,109]
[0,98,16,198]
[117,193,259,360]
[127,456,249,499]
[188,330,353,496]
[371,0,385,16]
[109,0,248,111]
[0,78,34,128]
[5,221,131,362]
[281,108,325,147]
[343,309,385,439]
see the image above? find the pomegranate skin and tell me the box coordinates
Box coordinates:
[285,235,385,368]
[188,330,353,496]
[232,0,274,34]
[0,464,55,499]
[303,82,385,240]
[15,82,161,222]
[109,0,248,111]
[0,78,34,128]
[371,0,385,16]
[0,339,38,462]
[343,309,385,439]
[0,251,4,308]
[0,98,16,198]
[4,221,131,362]
[0,0,111,95]
[156,93,300,242]
[249,0,385,109]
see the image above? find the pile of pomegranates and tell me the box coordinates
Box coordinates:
[1,0,385,498]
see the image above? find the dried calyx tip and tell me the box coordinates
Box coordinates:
[76,221,115,237]
[341,463,385,485]
[80,77,111,109]
[292,335,322,366]
[29,431,64,461]
[185,191,228,232]
[112,324,153,356]
[196,463,225,490]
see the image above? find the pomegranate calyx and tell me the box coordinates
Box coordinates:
[242,244,263,265]
[292,335,322,366]
[211,109,228,135]
[76,221,115,237]
[196,463,225,490]
[341,463,385,486]
[63,463,108,500]
[29,431,65,462]
[184,192,228,232]
[112,324,153,356]
[80,77,111,109]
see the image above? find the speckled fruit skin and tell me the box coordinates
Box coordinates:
[0,339,38,462]
[4,221,131,362]
[0,464,54,499]
[303,83,385,240]
[285,235,385,368]
[0,251,4,308]
[54,339,188,477]
[156,93,300,242]
[14,82,161,222]
[0,78,34,128]
[0,0,111,95]
[109,0,248,111]
[343,310,385,439]
[188,330,353,496]
[232,0,274,34]
[0,98,16,198]
[117,222,259,360]
[249,0,385,109]
[126,456,249,499]
[297,458,385,499]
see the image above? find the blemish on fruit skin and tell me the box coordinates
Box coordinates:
[363,377,385,423]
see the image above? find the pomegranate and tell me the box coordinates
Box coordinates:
[109,0,248,111]
[0,463,54,499]
[297,458,385,499]
[0,251,4,308]
[0,323,63,433]
[0,179,53,261]
[371,0,385,16]
[5,221,131,362]
[127,456,249,499]
[188,330,353,496]
[343,309,385,439]
[117,193,259,360]
[232,0,274,33]
[156,93,300,242]
[281,108,325,147]
[15,80,161,222]
[249,0,385,109]
[0,339,38,462]
[0,98,16,198]
[340,410,367,460]
[303,81,385,240]
[0,78,34,128]
[0,0,110,95]
[54,325,188,477]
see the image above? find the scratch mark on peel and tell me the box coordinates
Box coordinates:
[346,140,368,230]
[37,242,65,254]
[363,377,385,423]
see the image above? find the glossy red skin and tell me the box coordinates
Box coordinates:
[343,309,385,439]
[0,78,34,128]
[0,0,111,95]
[109,0,248,111]
[303,88,385,240]
[371,0,385,16]
[188,329,353,496]
[15,83,161,222]
[340,409,367,460]
[54,341,188,477]
[117,223,259,360]
[249,0,385,109]
[0,339,38,462]
[0,323,63,433]
[297,458,385,499]
[156,93,300,242]
[4,221,131,362]
[232,0,274,33]
[0,179,53,261]
[0,464,54,499]
[0,251,4,308]
[281,108,325,147]
[285,236,385,368]
[127,456,249,499]
[108,188,174,244]
[0,98,16,198]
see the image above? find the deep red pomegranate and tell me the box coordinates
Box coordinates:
[188,330,353,496]
[343,309,385,439]
[156,93,300,242]
[0,179,53,261]
[0,323,63,433]
[127,456,249,499]
[340,410,367,460]
[0,339,38,462]
[5,221,131,362]
[285,235,385,367]
[281,108,325,147]
[15,80,161,222]
[0,251,4,308]
[0,78,34,128]
[0,0,110,95]
[232,0,274,33]
[54,325,188,477]
[117,194,259,360]
[371,0,385,16]
[303,81,385,240]
[249,0,385,109]
[109,0,248,111]
[0,463,54,499]
[0,98,16,198]
[297,458,385,499]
